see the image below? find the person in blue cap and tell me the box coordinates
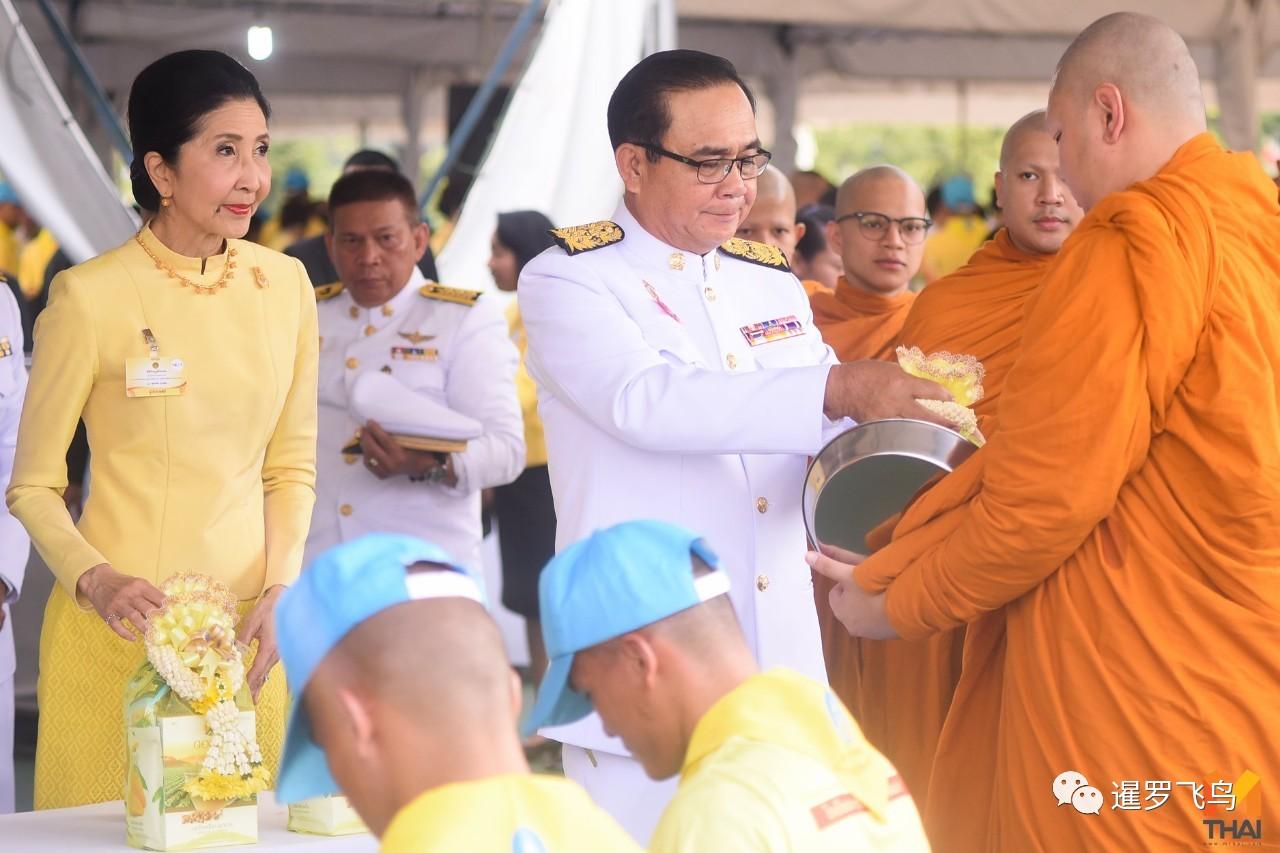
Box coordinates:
[274,533,638,852]
[526,520,930,852]
[921,174,989,283]
[0,182,23,279]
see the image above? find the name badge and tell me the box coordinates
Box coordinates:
[740,315,804,347]
[125,356,187,397]
[126,328,187,397]
[391,346,438,362]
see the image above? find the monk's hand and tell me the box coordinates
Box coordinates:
[805,549,899,640]
[238,584,285,702]
[78,563,166,641]
[823,360,955,427]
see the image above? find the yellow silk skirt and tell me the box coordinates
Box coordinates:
[34,583,286,810]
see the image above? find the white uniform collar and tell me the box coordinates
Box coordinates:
[612,202,716,283]
[377,264,428,316]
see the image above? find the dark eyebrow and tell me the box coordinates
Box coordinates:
[690,139,762,158]
[213,133,270,142]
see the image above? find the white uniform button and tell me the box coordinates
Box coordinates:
[346,357,359,370]
[714,253,721,271]
[756,496,769,513]
[756,574,770,591]
[704,286,716,302]
[339,503,354,517]
[668,252,685,271]
[381,304,394,317]
[726,353,738,370]
[343,454,358,465]
[363,324,376,337]
[348,306,359,319]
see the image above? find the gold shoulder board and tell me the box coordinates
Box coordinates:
[420,283,482,306]
[719,237,791,272]
[549,221,624,256]
[314,282,345,301]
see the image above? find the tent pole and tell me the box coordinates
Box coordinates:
[418,0,545,213]
[31,0,131,160]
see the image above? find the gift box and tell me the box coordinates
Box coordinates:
[123,574,271,851]
[124,668,258,850]
[287,795,368,836]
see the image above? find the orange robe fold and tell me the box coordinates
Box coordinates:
[839,229,1056,818]
[903,228,1054,425]
[809,276,915,361]
[808,277,919,792]
[856,133,1280,851]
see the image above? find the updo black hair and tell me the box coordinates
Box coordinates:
[127,50,271,211]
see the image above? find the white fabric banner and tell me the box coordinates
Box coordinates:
[437,0,670,291]
[0,0,136,264]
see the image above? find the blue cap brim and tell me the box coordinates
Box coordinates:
[521,653,592,737]
[275,698,340,804]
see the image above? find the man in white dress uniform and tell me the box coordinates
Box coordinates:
[518,49,950,842]
[0,281,28,814]
[305,170,524,574]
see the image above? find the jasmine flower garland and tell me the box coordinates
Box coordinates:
[144,574,270,802]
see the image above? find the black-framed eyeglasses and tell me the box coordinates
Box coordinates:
[634,142,772,184]
[835,210,933,245]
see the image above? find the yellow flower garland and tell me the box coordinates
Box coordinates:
[144,574,270,803]
[896,345,988,447]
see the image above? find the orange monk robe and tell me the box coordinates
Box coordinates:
[809,275,916,362]
[855,133,1280,851]
[842,229,1057,814]
[801,278,830,297]
[902,228,1055,425]
[807,275,916,786]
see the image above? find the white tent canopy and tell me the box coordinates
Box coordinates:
[10,0,1280,168]
[3,0,1278,262]
[0,0,136,262]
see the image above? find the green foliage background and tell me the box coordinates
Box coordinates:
[810,124,1007,205]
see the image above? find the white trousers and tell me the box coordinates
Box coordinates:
[0,676,13,814]
[562,745,678,846]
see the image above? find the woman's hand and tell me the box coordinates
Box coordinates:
[238,585,285,702]
[77,563,166,641]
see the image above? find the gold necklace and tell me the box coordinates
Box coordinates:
[134,232,237,294]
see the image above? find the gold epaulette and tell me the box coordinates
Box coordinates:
[420,283,482,306]
[719,237,791,272]
[314,282,344,301]
[549,221,624,256]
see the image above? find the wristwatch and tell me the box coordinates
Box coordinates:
[410,456,450,484]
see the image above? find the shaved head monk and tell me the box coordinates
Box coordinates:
[735,167,825,295]
[831,110,1086,820]
[736,166,801,259]
[809,166,928,361]
[807,165,928,766]
[810,12,1280,851]
[273,535,638,851]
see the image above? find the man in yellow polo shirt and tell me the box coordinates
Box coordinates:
[526,520,931,852]
[275,534,639,852]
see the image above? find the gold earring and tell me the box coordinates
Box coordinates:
[160,197,172,208]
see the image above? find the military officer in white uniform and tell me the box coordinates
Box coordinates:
[305,170,524,573]
[519,50,949,843]
[0,278,28,814]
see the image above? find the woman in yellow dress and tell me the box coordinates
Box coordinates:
[6,50,318,809]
